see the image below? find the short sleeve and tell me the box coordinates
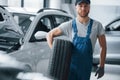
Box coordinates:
[58,20,72,36]
[97,22,105,36]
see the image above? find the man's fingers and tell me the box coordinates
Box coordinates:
[95,72,98,76]
[95,67,104,79]
[97,74,102,79]
[97,74,101,79]
[97,72,104,79]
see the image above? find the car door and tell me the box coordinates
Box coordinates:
[11,15,54,73]
[105,20,120,54]
[52,15,72,28]
[105,20,120,64]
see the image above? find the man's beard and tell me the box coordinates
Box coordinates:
[79,12,89,18]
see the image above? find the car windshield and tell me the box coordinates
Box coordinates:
[40,15,72,30]
[54,15,72,27]
[12,13,36,34]
[108,20,120,31]
[4,7,37,35]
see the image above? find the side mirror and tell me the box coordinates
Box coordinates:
[34,31,47,40]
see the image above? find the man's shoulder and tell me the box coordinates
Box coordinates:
[60,19,73,26]
[65,19,73,24]
[91,18,102,25]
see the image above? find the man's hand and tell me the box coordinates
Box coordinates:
[46,27,62,49]
[95,67,104,79]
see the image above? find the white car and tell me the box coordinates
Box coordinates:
[0,6,73,79]
[7,8,73,73]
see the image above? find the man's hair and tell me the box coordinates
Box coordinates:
[75,0,91,5]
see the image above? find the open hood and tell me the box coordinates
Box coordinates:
[0,6,23,36]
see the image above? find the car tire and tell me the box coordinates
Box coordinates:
[48,39,72,80]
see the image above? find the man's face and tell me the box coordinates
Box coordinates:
[76,2,90,18]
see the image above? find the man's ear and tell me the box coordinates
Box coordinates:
[75,5,78,8]
[75,5,79,11]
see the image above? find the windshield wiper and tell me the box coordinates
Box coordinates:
[5,27,20,34]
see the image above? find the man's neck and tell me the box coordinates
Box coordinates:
[77,16,90,24]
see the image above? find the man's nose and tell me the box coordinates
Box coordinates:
[81,7,86,10]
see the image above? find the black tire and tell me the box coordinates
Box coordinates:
[48,39,72,80]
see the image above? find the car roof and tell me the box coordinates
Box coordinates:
[4,7,73,18]
[4,7,37,16]
[37,8,68,13]
[105,16,120,28]
[37,8,73,18]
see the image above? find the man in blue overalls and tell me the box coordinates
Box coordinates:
[46,0,107,80]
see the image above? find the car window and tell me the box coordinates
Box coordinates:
[29,14,72,42]
[108,20,120,31]
[12,14,36,34]
[30,16,53,41]
[0,12,21,38]
[41,17,52,30]
[53,15,72,27]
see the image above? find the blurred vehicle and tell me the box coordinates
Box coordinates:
[0,6,73,75]
[93,17,120,65]
[0,52,32,80]
[0,6,73,78]
[9,8,73,75]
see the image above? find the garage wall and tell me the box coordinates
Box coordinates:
[90,0,120,26]
[90,5,120,26]
[8,0,21,7]
[0,0,8,5]
[24,0,43,9]
[6,0,44,13]
[7,0,43,10]
[91,0,120,6]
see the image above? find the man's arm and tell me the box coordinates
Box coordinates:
[98,34,107,67]
[95,34,107,79]
[46,27,62,48]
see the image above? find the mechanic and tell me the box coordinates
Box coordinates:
[46,0,107,80]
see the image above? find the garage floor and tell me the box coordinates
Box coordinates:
[90,64,120,80]
[18,64,119,80]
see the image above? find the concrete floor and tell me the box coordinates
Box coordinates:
[18,64,119,80]
[90,64,120,80]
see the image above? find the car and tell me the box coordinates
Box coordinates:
[3,7,73,72]
[0,7,73,79]
[93,17,120,65]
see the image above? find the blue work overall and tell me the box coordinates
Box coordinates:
[68,19,93,80]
